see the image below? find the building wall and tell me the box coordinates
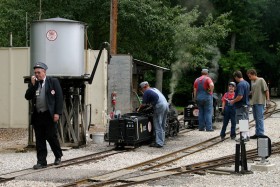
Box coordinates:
[0,48,30,128]
[0,47,107,129]
[107,55,133,115]
[85,49,108,128]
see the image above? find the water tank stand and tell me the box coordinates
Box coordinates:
[26,77,88,148]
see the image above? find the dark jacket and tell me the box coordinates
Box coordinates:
[25,76,63,119]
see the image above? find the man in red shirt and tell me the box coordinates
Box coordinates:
[193,69,215,131]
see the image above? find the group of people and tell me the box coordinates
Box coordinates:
[193,68,270,141]
[26,61,169,171]
[26,61,270,169]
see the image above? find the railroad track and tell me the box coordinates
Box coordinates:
[1,101,277,186]
[60,101,278,187]
[0,148,127,184]
[0,113,191,185]
[61,142,280,187]
[110,142,280,187]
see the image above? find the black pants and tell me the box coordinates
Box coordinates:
[33,111,63,165]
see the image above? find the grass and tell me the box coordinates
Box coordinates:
[175,106,184,114]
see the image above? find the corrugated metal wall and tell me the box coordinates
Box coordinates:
[0,48,107,129]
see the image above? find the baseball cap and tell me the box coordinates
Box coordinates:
[139,81,149,88]
[228,82,236,87]
[201,68,209,73]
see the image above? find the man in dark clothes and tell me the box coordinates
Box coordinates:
[25,62,63,169]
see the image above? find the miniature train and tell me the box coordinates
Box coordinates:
[184,93,222,128]
[107,104,180,148]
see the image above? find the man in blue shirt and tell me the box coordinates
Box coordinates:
[138,81,169,148]
[230,71,250,141]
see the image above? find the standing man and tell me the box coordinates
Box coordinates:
[138,81,169,148]
[25,62,63,169]
[230,71,250,141]
[247,69,270,139]
[193,68,215,131]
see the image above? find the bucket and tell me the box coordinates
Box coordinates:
[91,132,105,144]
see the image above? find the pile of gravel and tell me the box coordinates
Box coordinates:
[1,100,280,187]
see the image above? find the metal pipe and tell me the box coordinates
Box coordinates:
[88,42,110,84]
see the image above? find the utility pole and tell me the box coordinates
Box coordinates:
[39,0,42,20]
[110,0,118,54]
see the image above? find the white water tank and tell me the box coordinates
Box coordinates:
[30,17,85,76]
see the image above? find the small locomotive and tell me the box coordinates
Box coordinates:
[184,93,222,129]
[107,104,180,148]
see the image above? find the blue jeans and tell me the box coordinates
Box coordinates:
[197,98,213,131]
[236,106,249,122]
[252,104,265,136]
[220,106,236,137]
[153,102,169,146]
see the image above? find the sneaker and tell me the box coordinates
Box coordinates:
[231,135,236,140]
[221,136,225,141]
[206,129,214,132]
[199,129,205,131]
[250,134,258,139]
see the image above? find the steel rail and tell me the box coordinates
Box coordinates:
[93,142,280,187]
[60,101,278,187]
[0,148,126,183]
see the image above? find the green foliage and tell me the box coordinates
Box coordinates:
[219,50,253,76]
[168,7,231,103]
[118,0,181,65]
[173,8,231,69]
[0,0,38,46]
[1,0,280,99]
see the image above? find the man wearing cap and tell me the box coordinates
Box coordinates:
[220,82,237,141]
[138,81,169,148]
[193,68,215,131]
[247,69,270,139]
[25,62,63,169]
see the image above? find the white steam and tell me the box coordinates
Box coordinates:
[208,46,221,83]
[168,60,190,104]
[168,46,221,104]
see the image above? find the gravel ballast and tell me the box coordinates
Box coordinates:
[0,100,280,187]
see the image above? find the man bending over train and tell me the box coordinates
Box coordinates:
[138,81,169,148]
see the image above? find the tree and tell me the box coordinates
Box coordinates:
[169,7,231,104]
[0,0,38,46]
[117,0,181,66]
[210,0,279,90]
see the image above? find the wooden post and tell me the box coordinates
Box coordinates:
[155,69,163,92]
[110,0,118,54]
